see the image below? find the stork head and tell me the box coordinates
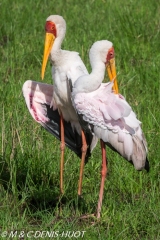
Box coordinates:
[41,15,66,80]
[89,40,119,94]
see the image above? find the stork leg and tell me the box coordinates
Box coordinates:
[97,140,107,218]
[78,130,87,196]
[60,113,65,194]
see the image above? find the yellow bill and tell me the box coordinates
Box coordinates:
[106,58,119,94]
[41,32,55,80]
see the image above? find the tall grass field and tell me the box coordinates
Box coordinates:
[0,0,160,239]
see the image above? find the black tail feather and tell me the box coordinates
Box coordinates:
[41,104,93,162]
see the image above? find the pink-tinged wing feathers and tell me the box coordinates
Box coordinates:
[22,80,57,123]
[73,82,147,170]
[73,82,135,131]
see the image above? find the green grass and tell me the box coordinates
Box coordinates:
[0,0,160,239]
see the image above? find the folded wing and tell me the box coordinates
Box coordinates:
[72,82,149,171]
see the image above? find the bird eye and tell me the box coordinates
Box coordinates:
[51,26,55,30]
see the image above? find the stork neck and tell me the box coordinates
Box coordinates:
[87,61,106,91]
[50,35,64,63]
[73,61,105,94]
[91,61,105,80]
[53,35,64,51]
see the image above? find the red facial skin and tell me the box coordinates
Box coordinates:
[106,47,115,63]
[45,21,57,37]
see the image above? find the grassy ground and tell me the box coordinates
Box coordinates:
[0,0,160,239]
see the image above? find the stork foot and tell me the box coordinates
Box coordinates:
[78,213,97,225]
[79,213,95,219]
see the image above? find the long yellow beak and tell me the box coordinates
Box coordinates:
[106,58,119,94]
[41,32,56,80]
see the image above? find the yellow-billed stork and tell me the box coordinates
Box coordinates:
[70,40,149,218]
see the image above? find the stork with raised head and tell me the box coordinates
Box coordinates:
[70,40,149,218]
[23,15,98,197]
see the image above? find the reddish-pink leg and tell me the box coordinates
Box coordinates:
[78,130,87,196]
[97,139,107,218]
[60,113,65,194]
